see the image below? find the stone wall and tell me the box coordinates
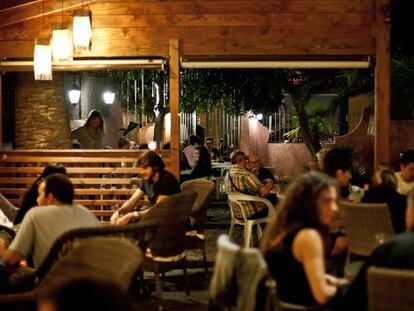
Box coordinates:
[14,73,72,149]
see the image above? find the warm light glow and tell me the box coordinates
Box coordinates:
[148,141,157,151]
[103,91,115,104]
[256,113,263,121]
[73,15,91,49]
[52,29,73,63]
[68,87,81,104]
[34,40,52,80]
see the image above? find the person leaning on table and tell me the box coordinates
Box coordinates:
[110,151,181,225]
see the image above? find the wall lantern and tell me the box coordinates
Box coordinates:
[103,90,115,105]
[148,141,157,151]
[68,80,81,104]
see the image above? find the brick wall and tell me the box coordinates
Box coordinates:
[14,72,72,149]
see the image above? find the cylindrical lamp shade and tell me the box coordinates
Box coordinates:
[52,29,73,63]
[34,41,52,80]
[68,88,81,104]
[73,16,91,49]
[103,91,115,104]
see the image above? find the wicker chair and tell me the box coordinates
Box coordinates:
[339,201,395,279]
[139,191,197,309]
[368,267,414,311]
[180,179,215,276]
[227,193,276,247]
[0,222,156,305]
[0,236,144,306]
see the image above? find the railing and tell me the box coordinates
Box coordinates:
[0,150,171,221]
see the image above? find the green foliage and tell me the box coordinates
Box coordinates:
[391,56,414,119]
[181,69,284,114]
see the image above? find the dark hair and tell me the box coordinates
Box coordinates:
[401,150,414,166]
[136,151,165,172]
[196,145,212,166]
[260,172,338,253]
[230,150,246,164]
[376,166,397,189]
[44,174,74,205]
[118,137,130,149]
[14,164,67,225]
[189,135,201,146]
[323,148,352,177]
[38,278,133,311]
[85,110,104,131]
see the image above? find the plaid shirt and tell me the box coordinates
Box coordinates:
[225,164,267,219]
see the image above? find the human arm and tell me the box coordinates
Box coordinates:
[293,229,338,305]
[118,188,145,215]
[2,249,24,267]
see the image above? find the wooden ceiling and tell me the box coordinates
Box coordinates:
[0,0,376,59]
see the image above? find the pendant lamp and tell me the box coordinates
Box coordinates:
[34,39,52,80]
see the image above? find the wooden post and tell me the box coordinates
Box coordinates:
[374,0,391,167]
[0,73,2,147]
[169,39,180,180]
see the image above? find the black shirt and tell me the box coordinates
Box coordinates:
[362,185,407,233]
[139,170,180,204]
[265,228,317,307]
[189,161,212,180]
[257,167,276,184]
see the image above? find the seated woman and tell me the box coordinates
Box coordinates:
[188,145,212,180]
[111,151,180,225]
[260,172,347,308]
[14,164,67,226]
[362,166,407,233]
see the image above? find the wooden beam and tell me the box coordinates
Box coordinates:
[0,73,2,146]
[0,0,96,28]
[169,38,180,181]
[374,0,391,167]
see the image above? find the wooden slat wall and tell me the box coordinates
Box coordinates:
[0,0,375,58]
[0,150,171,220]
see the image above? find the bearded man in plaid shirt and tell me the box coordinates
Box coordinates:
[225,150,273,219]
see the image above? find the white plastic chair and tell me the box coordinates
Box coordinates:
[227,193,276,248]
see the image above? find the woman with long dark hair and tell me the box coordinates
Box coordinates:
[14,164,67,225]
[71,110,105,149]
[189,145,212,180]
[260,172,347,308]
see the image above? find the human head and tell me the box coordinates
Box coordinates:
[39,164,67,181]
[406,190,414,230]
[400,150,414,183]
[260,172,338,253]
[195,145,211,164]
[37,174,74,206]
[37,278,132,311]
[118,137,130,149]
[85,110,104,131]
[205,137,214,148]
[247,153,261,171]
[136,151,165,180]
[189,135,201,146]
[230,150,247,167]
[373,165,397,189]
[323,148,353,187]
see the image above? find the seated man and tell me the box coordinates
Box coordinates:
[395,149,414,195]
[338,189,414,311]
[205,137,220,161]
[111,151,181,225]
[247,153,278,205]
[225,150,271,220]
[1,174,100,268]
[323,148,359,201]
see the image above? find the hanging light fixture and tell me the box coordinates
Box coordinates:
[103,90,115,105]
[73,0,91,50]
[34,0,52,80]
[68,75,81,104]
[52,0,72,63]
